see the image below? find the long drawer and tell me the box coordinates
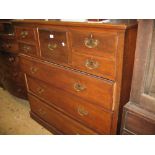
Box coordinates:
[27,76,112,134]
[28,94,97,135]
[20,56,114,110]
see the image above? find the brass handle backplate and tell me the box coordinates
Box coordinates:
[74,82,86,92]
[6,44,11,49]
[38,109,46,116]
[77,106,88,116]
[85,59,99,70]
[84,34,99,48]
[22,45,31,53]
[20,31,28,38]
[8,57,15,62]
[48,43,57,51]
[36,87,44,94]
[30,67,38,74]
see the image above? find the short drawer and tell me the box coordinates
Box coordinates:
[72,52,115,80]
[18,42,38,56]
[38,28,69,64]
[71,30,118,59]
[27,76,112,134]
[15,27,36,42]
[29,94,97,135]
[20,56,114,110]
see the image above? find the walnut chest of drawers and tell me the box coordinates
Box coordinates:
[13,20,137,134]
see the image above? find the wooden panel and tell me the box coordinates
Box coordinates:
[29,94,98,135]
[124,111,155,134]
[39,28,69,64]
[27,76,112,134]
[20,56,114,110]
[72,52,115,80]
[71,29,118,59]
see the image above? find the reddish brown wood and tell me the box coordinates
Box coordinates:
[29,94,98,135]
[38,28,69,64]
[15,27,37,43]
[20,55,114,110]
[71,29,118,60]
[0,21,27,99]
[72,52,115,80]
[13,20,138,134]
[26,75,112,134]
[18,42,38,56]
[0,51,27,99]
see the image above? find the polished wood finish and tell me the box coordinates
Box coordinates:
[27,76,112,134]
[38,28,69,64]
[18,42,38,56]
[20,56,114,110]
[121,20,155,135]
[29,94,97,135]
[13,20,137,134]
[72,52,115,80]
[71,29,117,59]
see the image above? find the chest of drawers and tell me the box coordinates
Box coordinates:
[0,22,27,99]
[13,20,137,134]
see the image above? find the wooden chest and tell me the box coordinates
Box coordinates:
[13,20,137,134]
[0,21,27,99]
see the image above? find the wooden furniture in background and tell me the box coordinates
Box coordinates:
[121,20,155,135]
[0,21,27,99]
[13,20,137,134]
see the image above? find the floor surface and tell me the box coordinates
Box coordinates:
[0,87,52,135]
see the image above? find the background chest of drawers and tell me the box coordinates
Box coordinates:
[13,20,137,134]
[0,20,27,99]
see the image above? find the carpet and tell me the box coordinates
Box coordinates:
[0,87,52,135]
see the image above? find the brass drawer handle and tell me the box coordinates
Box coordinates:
[22,45,31,53]
[8,57,15,62]
[74,82,86,92]
[30,67,38,74]
[6,44,11,49]
[38,108,46,116]
[20,31,29,38]
[84,34,99,48]
[48,43,57,51]
[85,59,99,70]
[36,87,44,94]
[77,106,88,116]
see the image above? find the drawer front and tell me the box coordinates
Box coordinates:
[18,42,38,56]
[15,27,36,42]
[72,52,115,80]
[71,30,118,59]
[0,40,18,53]
[29,94,97,135]
[27,76,112,134]
[38,28,69,64]
[20,56,114,110]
